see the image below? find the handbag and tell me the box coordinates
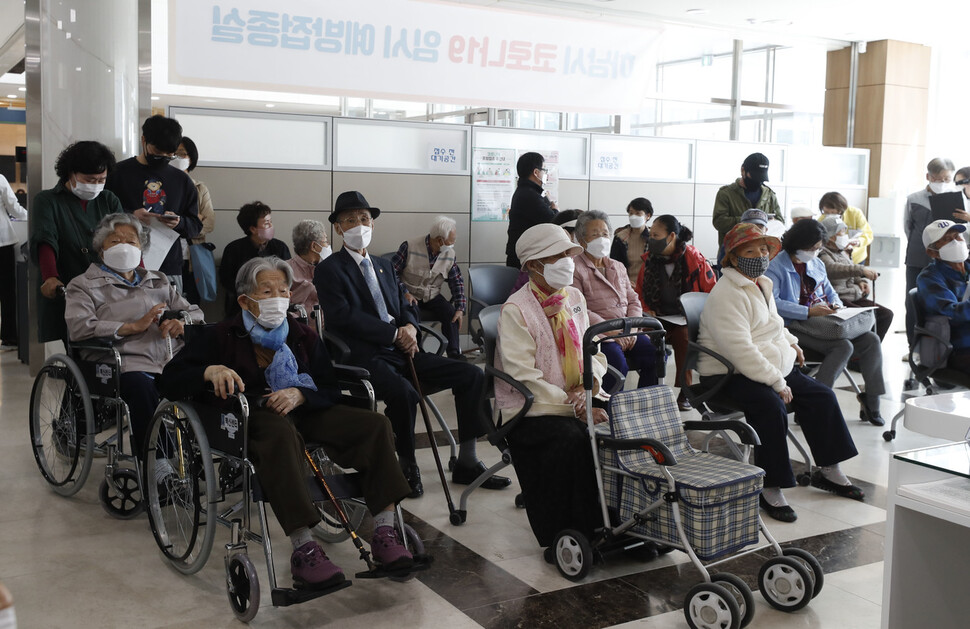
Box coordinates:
[189,242,217,303]
[788,309,876,341]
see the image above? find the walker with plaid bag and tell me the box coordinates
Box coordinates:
[548,318,825,629]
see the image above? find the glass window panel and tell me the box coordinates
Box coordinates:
[773,47,826,110]
[740,49,769,103]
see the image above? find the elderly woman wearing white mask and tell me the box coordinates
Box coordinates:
[572,210,658,391]
[288,219,331,312]
[65,212,203,459]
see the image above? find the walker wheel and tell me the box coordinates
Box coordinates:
[711,573,755,628]
[684,582,741,629]
[783,548,824,598]
[226,553,260,622]
[514,493,526,508]
[449,510,466,526]
[883,430,896,442]
[796,472,811,487]
[758,556,812,612]
[552,529,593,581]
[99,468,144,519]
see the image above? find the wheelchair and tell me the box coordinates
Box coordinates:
[142,334,431,622]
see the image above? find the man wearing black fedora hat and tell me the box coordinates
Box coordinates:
[314,191,510,498]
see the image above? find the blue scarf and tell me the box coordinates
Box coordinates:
[242,310,317,393]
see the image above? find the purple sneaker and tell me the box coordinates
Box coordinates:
[371,526,414,570]
[290,541,345,590]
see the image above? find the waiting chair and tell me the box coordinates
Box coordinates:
[468,265,521,349]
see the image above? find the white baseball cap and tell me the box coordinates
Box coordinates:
[923,219,967,248]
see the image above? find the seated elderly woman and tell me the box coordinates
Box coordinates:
[157,256,414,590]
[698,223,863,522]
[817,215,893,340]
[64,213,203,460]
[496,223,610,551]
[636,215,716,411]
[288,219,331,312]
[571,210,657,391]
[766,219,887,427]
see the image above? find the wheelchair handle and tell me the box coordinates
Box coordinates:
[582,317,665,391]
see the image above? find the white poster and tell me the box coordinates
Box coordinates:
[170,0,660,113]
[472,148,516,222]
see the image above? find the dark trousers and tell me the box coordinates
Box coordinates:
[905,264,922,346]
[364,349,486,463]
[419,294,462,357]
[506,414,601,547]
[599,335,658,392]
[119,371,161,457]
[701,368,858,488]
[948,348,970,372]
[661,321,691,388]
[248,404,411,536]
[842,298,894,341]
[0,243,16,343]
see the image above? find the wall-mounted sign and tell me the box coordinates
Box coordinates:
[472,148,516,222]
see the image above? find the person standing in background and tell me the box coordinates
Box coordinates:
[106,114,201,294]
[610,197,654,284]
[171,136,215,304]
[0,173,27,347]
[712,152,784,244]
[505,151,558,269]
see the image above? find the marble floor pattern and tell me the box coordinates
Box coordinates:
[0,266,951,628]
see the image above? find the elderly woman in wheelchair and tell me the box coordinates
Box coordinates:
[62,212,202,474]
[157,256,415,591]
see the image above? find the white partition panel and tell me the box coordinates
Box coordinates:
[590,135,694,182]
[470,220,513,265]
[589,181,695,216]
[170,107,331,170]
[695,140,788,185]
[332,172,470,213]
[473,127,589,179]
[786,146,869,188]
[334,118,470,174]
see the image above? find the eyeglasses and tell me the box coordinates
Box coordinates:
[956,180,970,187]
[339,213,373,227]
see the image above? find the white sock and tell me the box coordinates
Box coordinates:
[153,457,175,486]
[290,527,313,550]
[373,510,396,530]
[761,487,789,507]
[821,465,851,486]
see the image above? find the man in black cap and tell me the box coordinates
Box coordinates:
[712,152,784,245]
[314,191,510,498]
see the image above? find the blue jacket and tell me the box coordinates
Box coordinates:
[917,259,970,351]
[765,252,842,323]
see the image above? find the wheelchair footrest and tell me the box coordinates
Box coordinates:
[271,580,352,607]
[354,554,433,579]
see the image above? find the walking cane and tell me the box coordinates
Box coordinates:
[406,354,458,519]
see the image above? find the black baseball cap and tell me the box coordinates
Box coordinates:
[742,152,770,182]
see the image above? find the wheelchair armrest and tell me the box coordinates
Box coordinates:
[484,365,534,445]
[322,330,351,363]
[71,337,117,350]
[418,323,448,357]
[596,435,678,466]
[332,363,371,381]
[682,420,761,446]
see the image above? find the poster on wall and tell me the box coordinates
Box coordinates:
[471,148,516,221]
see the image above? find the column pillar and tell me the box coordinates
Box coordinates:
[25,0,147,372]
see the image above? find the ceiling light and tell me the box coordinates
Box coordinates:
[685,8,708,15]
[18,87,26,91]
[6,95,16,99]
[265,103,275,108]
[150,96,160,101]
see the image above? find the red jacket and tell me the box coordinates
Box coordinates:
[635,244,716,313]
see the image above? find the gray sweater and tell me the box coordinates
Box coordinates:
[818,246,867,301]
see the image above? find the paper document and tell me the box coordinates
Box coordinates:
[656,314,687,326]
[142,221,180,271]
[828,306,877,321]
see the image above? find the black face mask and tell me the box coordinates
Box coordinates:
[144,143,173,168]
[647,236,670,256]
[742,176,763,193]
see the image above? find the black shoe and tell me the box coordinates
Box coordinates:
[857,394,886,426]
[759,494,797,522]
[810,470,865,501]
[401,462,423,498]
[452,461,512,490]
[447,352,468,362]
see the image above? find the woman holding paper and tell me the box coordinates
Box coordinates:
[766,219,886,426]
[636,215,716,410]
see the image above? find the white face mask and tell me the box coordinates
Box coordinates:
[249,296,289,329]
[311,241,332,263]
[628,214,646,229]
[794,249,819,263]
[585,236,611,259]
[929,180,956,195]
[439,243,455,254]
[342,225,372,251]
[938,238,969,263]
[72,181,104,201]
[540,256,575,290]
[170,156,191,171]
[102,243,141,273]
[835,234,850,250]
[540,170,549,186]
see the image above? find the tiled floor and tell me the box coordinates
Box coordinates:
[0,266,952,628]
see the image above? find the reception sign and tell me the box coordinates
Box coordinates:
[169,0,660,113]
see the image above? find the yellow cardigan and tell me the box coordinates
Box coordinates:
[842,206,873,265]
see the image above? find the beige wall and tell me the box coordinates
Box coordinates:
[0,122,26,185]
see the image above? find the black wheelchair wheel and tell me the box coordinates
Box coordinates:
[99,468,145,519]
[144,401,217,575]
[308,447,367,544]
[29,354,94,496]
[226,553,260,623]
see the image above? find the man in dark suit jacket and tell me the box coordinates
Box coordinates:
[314,191,510,498]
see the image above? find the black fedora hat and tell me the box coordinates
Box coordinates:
[329,190,381,224]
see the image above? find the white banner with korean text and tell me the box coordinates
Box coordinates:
[169,0,661,113]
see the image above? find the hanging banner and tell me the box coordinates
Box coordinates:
[471,148,516,222]
[169,0,660,113]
